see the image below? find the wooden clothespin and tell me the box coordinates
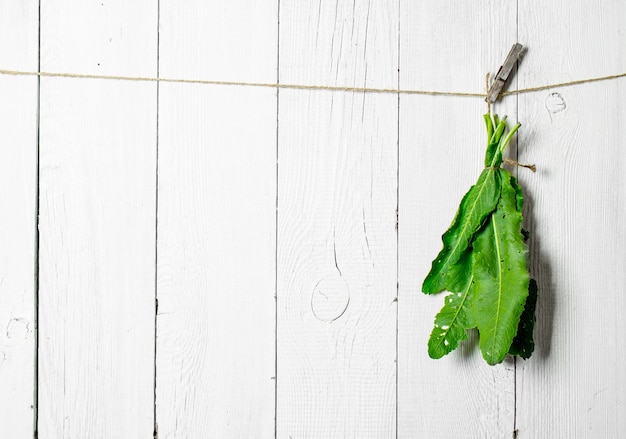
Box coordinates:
[485,43,525,103]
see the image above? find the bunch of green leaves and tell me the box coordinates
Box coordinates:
[422,114,537,365]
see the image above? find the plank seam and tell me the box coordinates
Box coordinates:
[153,0,161,437]
[513,2,520,437]
[396,1,401,438]
[34,0,42,436]
[275,1,281,438]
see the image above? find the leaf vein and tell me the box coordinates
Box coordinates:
[436,169,496,277]
[491,213,504,353]
[437,275,473,343]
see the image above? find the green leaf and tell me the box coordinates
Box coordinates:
[472,169,530,365]
[422,168,501,294]
[428,251,476,359]
[509,279,538,359]
[511,176,524,211]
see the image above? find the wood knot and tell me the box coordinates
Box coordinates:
[311,274,350,322]
[6,318,30,340]
[545,92,566,114]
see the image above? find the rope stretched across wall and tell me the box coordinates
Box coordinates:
[1,68,625,98]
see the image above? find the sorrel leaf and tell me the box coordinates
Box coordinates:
[472,169,530,365]
[428,251,475,359]
[422,114,535,365]
[509,279,538,359]
[422,168,501,294]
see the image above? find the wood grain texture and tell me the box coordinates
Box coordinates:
[155,1,277,437]
[398,2,519,437]
[156,85,277,437]
[516,2,626,437]
[158,0,277,83]
[0,0,38,436]
[277,1,398,437]
[38,1,157,436]
[2,2,626,437]
[39,1,155,77]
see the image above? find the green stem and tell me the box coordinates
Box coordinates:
[484,114,494,143]
[488,121,521,168]
[490,117,507,145]
[498,123,521,156]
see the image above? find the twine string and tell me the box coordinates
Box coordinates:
[485,72,492,113]
[0,68,624,98]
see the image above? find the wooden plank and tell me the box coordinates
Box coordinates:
[516,2,626,437]
[158,1,276,84]
[156,84,277,438]
[155,1,277,437]
[397,2,518,437]
[0,0,39,436]
[277,1,398,437]
[37,2,157,436]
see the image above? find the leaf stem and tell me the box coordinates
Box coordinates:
[484,114,494,143]
[498,123,521,156]
[490,116,507,145]
[488,120,521,168]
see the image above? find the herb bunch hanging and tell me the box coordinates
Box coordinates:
[422,114,537,365]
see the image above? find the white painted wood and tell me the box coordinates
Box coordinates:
[277,1,398,437]
[1,2,624,437]
[155,1,277,437]
[156,84,277,438]
[0,0,39,72]
[0,0,38,436]
[39,0,155,77]
[158,0,277,83]
[38,1,157,437]
[398,2,519,437]
[516,2,626,437]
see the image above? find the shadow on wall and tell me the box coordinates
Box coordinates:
[522,170,554,361]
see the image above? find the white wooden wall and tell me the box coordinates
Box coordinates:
[0,1,625,438]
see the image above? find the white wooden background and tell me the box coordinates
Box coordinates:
[1,1,625,438]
